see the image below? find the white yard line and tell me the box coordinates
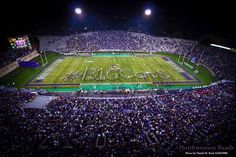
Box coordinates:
[36,58,64,80]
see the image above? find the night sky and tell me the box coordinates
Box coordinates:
[0,0,235,49]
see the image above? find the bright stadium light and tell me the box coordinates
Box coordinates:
[145,9,151,16]
[75,8,82,15]
[210,44,231,50]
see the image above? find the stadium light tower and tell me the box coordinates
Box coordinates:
[75,8,82,15]
[144,9,151,16]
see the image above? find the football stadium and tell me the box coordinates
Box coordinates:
[2,33,215,92]
[0,0,235,157]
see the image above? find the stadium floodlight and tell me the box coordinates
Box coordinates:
[145,9,151,16]
[210,44,231,50]
[75,8,82,15]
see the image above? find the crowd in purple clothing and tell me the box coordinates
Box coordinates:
[0,81,235,156]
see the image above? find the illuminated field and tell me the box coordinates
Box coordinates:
[28,55,199,87]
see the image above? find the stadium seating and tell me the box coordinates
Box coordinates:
[0,80,235,156]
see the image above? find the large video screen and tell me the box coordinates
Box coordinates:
[8,36,31,49]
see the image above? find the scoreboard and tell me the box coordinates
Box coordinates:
[8,36,32,49]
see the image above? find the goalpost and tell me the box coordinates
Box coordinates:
[39,51,48,67]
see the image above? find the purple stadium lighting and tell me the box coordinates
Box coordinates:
[75,8,82,15]
[145,9,151,16]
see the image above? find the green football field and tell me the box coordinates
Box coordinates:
[28,54,198,87]
[0,52,216,91]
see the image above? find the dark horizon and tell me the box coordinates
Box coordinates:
[0,0,235,50]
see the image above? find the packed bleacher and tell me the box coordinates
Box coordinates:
[39,31,195,53]
[0,80,235,156]
[40,31,236,80]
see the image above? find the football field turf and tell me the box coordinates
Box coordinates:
[28,54,199,88]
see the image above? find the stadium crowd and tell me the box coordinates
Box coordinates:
[0,80,235,156]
